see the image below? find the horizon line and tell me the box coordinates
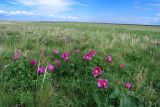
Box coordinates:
[0,20,160,27]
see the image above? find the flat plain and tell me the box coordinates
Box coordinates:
[0,22,160,107]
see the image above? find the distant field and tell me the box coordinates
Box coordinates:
[0,22,160,107]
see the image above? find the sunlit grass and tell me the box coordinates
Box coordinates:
[0,22,160,107]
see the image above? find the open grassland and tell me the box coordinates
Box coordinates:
[0,22,160,107]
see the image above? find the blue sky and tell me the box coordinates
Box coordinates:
[0,0,160,25]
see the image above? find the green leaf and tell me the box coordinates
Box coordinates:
[93,93,102,107]
[114,87,120,97]
[109,93,115,99]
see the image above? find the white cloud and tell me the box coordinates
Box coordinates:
[0,10,8,14]
[9,10,34,15]
[1,0,85,21]
[0,9,80,20]
[48,14,79,20]
[0,10,34,16]
[15,0,80,15]
[61,15,78,19]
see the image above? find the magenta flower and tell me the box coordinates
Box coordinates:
[14,50,20,61]
[31,59,37,66]
[83,54,91,61]
[119,64,125,69]
[62,52,70,62]
[90,50,96,56]
[37,66,45,74]
[62,52,70,58]
[64,57,69,62]
[55,60,62,67]
[53,49,59,54]
[106,55,112,63]
[93,66,102,77]
[48,64,55,72]
[98,79,108,89]
[125,82,132,89]
[75,49,80,53]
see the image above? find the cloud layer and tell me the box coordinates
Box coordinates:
[0,10,34,16]
[15,0,78,15]
[0,0,160,25]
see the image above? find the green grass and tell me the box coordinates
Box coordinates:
[0,21,160,107]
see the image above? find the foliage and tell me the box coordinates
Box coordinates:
[0,22,160,107]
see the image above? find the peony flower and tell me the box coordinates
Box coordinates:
[48,64,55,72]
[55,59,62,67]
[62,52,70,62]
[125,82,132,89]
[62,52,70,58]
[90,50,96,56]
[98,79,108,89]
[53,48,59,54]
[31,59,37,66]
[93,66,102,77]
[119,64,125,69]
[14,50,20,61]
[64,57,69,62]
[83,54,91,61]
[106,55,112,63]
[75,49,80,53]
[37,66,45,74]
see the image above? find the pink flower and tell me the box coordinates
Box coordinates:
[93,66,102,77]
[48,64,55,72]
[64,57,69,62]
[62,52,70,62]
[119,64,125,69]
[14,50,20,61]
[55,60,62,67]
[83,54,91,61]
[106,55,112,63]
[75,49,80,53]
[31,59,37,66]
[90,50,96,56]
[125,82,132,89]
[62,52,70,58]
[53,49,59,54]
[98,79,108,89]
[37,66,45,74]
